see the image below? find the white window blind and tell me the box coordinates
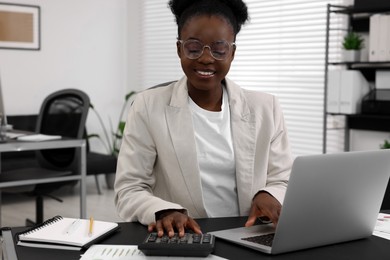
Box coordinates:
[136,0,345,156]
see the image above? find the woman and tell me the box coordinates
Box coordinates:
[115,0,292,237]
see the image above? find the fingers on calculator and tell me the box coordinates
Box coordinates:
[138,232,215,257]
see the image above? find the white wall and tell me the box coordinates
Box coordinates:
[127,0,142,93]
[0,0,128,153]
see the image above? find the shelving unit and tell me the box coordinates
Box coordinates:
[323,4,390,153]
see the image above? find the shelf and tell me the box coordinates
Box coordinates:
[329,62,390,68]
[329,4,390,32]
[347,114,390,132]
[323,3,390,152]
[330,4,390,15]
[328,62,390,82]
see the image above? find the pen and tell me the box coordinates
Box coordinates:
[88,217,94,237]
[65,219,81,235]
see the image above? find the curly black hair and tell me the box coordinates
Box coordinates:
[168,0,249,39]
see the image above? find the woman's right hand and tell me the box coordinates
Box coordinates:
[148,209,202,237]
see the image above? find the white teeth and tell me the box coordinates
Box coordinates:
[197,71,214,76]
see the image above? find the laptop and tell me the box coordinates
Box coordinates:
[210,150,390,254]
[0,72,8,128]
[0,73,29,141]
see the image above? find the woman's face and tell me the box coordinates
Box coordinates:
[177,15,236,92]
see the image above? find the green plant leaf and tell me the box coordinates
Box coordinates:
[112,147,121,156]
[380,139,390,149]
[342,32,364,50]
[89,90,137,156]
[118,121,126,135]
[113,133,123,139]
[125,91,137,101]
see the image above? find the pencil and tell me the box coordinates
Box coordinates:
[88,217,94,237]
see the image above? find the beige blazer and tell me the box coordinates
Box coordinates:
[114,76,292,225]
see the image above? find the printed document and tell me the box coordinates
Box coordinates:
[79,245,227,260]
[373,213,390,240]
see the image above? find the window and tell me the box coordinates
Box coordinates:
[135,0,344,156]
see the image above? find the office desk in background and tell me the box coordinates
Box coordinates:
[0,138,87,226]
[2,216,390,260]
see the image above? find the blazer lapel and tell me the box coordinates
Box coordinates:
[226,78,257,215]
[165,78,207,217]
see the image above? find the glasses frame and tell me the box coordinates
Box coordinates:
[177,39,236,61]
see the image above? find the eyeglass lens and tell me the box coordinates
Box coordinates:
[182,40,232,60]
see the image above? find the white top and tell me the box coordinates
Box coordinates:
[189,87,239,217]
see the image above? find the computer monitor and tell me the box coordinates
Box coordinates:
[0,73,8,127]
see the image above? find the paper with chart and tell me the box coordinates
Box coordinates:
[79,245,227,260]
[373,213,390,240]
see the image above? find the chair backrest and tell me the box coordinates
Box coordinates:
[36,89,90,170]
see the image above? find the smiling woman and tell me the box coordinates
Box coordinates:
[136,0,346,156]
[115,0,293,239]
[178,14,236,110]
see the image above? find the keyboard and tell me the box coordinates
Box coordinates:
[138,232,215,257]
[242,233,275,247]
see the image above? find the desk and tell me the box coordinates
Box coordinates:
[2,216,390,260]
[0,139,87,225]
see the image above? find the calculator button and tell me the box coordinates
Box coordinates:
[202,234,211,243]
[147,234,157,242]
[138,232,215,257]
[192,234,201,243]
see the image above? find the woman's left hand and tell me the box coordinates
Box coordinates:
[244,191,281,228]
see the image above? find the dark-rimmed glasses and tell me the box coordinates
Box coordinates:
[177,39,236,61]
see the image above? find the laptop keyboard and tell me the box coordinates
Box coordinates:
[241,233,275,247]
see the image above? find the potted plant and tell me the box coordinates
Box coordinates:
[380,139,390,149]
[342,32,364,62]
[89,91,137,188]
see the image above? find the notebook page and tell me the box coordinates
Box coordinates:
[18,217,118,247]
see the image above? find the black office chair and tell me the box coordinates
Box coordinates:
[0,89,90,225]
[4,116,117,195]
[84,129,117,194]
[1,116,38,174]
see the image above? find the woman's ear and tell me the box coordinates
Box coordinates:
[176,41,182,58]
[230,44,236,61]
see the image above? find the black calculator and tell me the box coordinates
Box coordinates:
[138,232,215,257]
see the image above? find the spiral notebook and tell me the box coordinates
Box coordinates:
[17,216,119,251]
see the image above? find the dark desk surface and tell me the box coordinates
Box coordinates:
[7,216,390,260]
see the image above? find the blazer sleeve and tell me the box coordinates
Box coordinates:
[261,96,292,204]
[114,93,185,225]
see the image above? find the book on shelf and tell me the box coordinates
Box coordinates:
[369,13,390,62]
[327,70,369,114]
[16,216,119,251]
[339,70,369,114]
[327,70,341,114]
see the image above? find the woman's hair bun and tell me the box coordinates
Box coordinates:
[168,0,249,36]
